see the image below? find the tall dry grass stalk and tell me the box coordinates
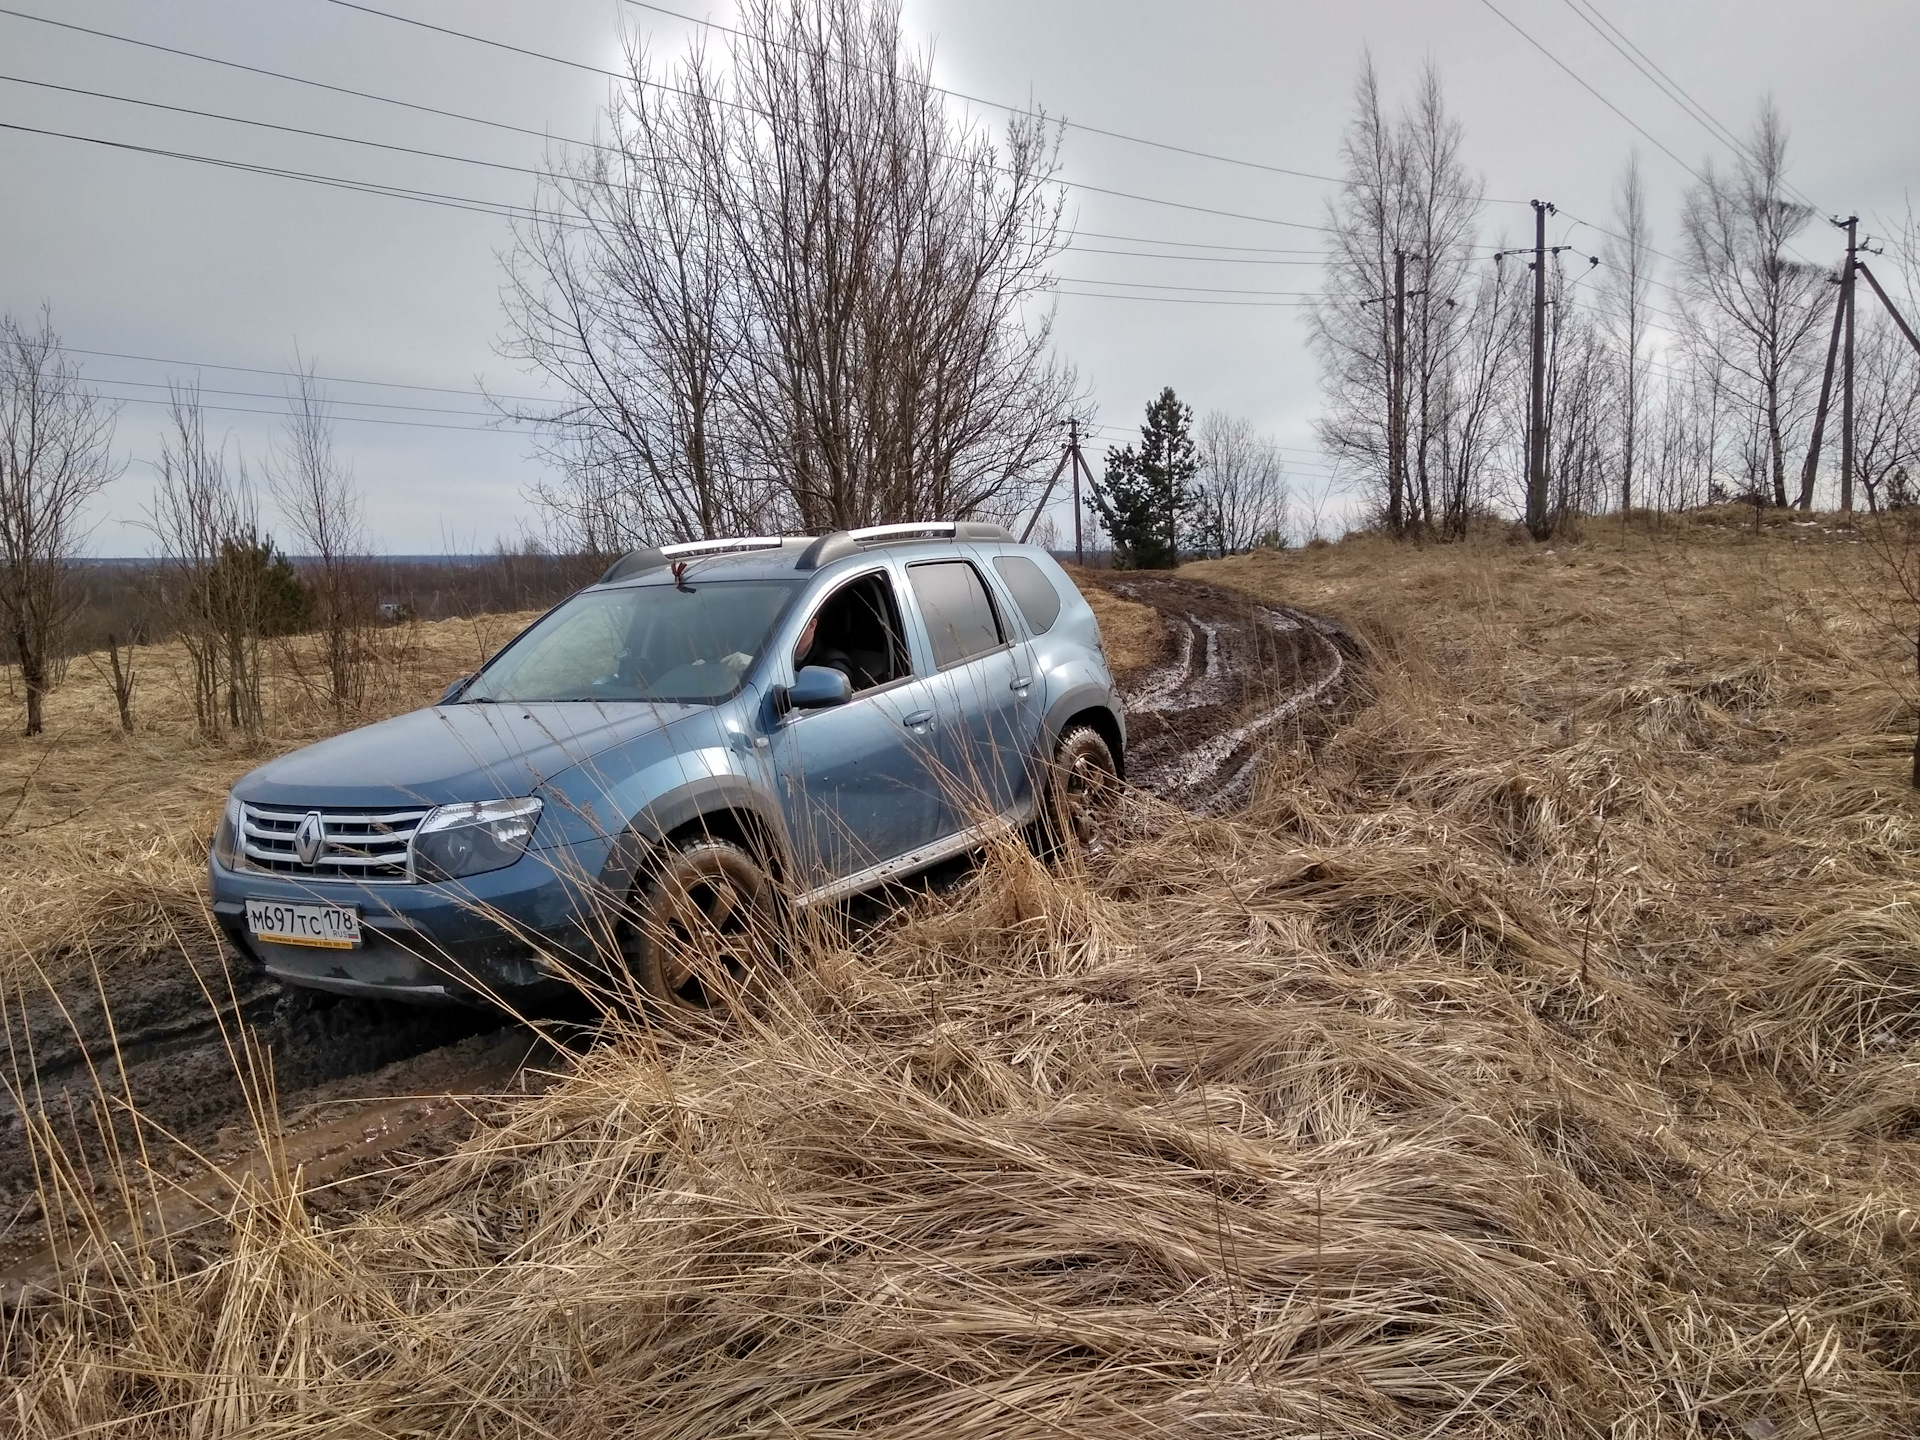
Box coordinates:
[5,517,1919,1435]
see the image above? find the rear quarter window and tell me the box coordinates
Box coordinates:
[992,554,1063,635]
[908,560,1004,669]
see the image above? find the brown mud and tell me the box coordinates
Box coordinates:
[1092,572,1356,808]
[1,573,1356,1295]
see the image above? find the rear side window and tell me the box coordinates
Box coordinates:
[909,560,1004,669]
[992,554,1062,635]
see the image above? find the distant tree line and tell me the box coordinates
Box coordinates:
[1311,62,1920,538]
[0,317,597,741]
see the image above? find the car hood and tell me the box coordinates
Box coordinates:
[233,701,706,809]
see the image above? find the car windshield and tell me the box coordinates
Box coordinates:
[463,580,797,704]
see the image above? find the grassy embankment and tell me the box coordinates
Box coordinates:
[7,516,1920,1436]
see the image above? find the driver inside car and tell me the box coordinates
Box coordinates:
[792,613,853,682]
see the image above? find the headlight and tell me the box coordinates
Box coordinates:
[213,793,245,869]
[412,797,543,882]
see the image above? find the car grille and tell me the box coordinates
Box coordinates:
[239,802,428,883]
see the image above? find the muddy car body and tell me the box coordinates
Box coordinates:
[209,523,1125,1009]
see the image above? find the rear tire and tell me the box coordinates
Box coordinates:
[627,839,777,1014]
[1041,725,1119,861]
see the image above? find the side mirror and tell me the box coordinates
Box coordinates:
[787,665,852,710]
[439,675,474,705]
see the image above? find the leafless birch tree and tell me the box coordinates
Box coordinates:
[1600,156,1654,513]
[1311,60,1495,538]
[152,388,270,742]
[0,312,118,736]
[270,363,371,716]
[1678,102,1829,508]
[1191,412,1289,555]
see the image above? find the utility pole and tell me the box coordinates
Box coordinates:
[1019,424,1075,547]
[1389,248,1407,535]
[1800,259,1848,511]
[1526,200,1553,540]
[1841,214,1859,513]
[1068,418,1084,564]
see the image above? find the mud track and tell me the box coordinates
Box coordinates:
[1098,574,1354,811]
[2,574,1355,1292]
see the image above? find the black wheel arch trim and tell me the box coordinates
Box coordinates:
[596,775,792,895]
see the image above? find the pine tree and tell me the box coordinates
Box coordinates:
[1090,388,1199,569]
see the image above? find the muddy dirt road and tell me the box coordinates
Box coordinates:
[1,573,1354,1289]
[1101,574,1352,811]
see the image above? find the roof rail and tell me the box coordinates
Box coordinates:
[598,535,786,584]
[797,519,1015,570]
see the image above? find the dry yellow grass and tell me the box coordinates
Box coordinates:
[1063,564,1163,673]
[6,524,1920,1437]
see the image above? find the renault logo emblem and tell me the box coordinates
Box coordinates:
[293,811,327,867]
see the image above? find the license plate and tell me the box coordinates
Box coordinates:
[246,899,362,950]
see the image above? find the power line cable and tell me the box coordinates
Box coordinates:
[620,0,1529,206]
[0,72,550,178]
[1555,0,1748,160]
[0,5,622,155]
[78,374,504,419]
[314,0,1335,232]
[1054,288,1312,308]
[1058,276,1318,297]
[1471,0,1705,184]
[1557,0,1826,215]
[64,345,554,405]
[2,5,1355,245]
[0,118,557,224]
[95,390,530,432]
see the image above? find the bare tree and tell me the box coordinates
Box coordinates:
[270,362,371,716]
[504,0,1076,546]
[1311,59,1489,538]
[1544,272,1617,524]
[1852,314,1920,513]
[1190,412,1289,555]
[152,388,271,742]
[1678,101,1829,508]
[0,311,118,736]
[1601,156,1654,514]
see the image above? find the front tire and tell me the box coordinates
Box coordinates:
[627,838,777,1014]
[1042,725,1120,861]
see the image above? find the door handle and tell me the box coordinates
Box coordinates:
[902,709,936,731]
[1010,675,1033,693]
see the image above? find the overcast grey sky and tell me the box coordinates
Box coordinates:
[3,0,1914,553]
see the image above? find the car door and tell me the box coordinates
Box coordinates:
[903,556,1037,832]
[764,568,953,893]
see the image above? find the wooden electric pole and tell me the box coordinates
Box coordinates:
[1020,424,1075,547]
[1799,259,1848,510]
[1068,418,1084,564]
[1841,214,1859,513]
[1526,200,1553,540]
[1397,251,1413,537]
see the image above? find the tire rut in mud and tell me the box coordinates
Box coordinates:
[0,942,506,1221]
[1095,573,1356,811]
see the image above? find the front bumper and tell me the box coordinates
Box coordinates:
[209,841,616,1009]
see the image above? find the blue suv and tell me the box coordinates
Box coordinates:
[209,523,1125,1011]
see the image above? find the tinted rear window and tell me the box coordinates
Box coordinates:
[992,554,1063,635]
[908,560,1004,669]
